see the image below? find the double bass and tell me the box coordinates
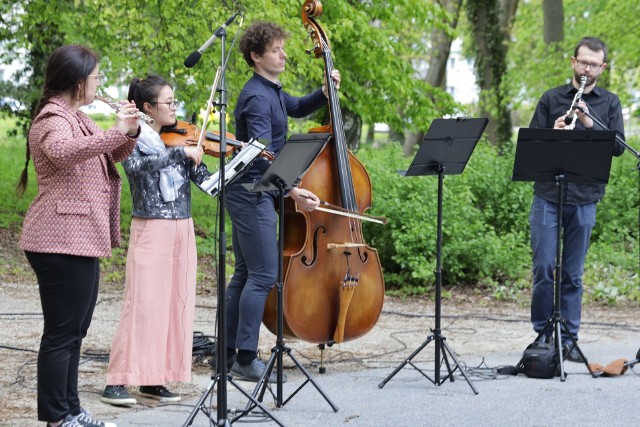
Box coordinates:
[262,0,385,344]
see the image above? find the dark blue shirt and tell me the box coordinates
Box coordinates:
[234,72,327,182]
[529,83,625,205]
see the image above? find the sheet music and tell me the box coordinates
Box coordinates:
[198,139,266,197]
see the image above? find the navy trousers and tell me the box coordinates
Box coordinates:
[24,251,99,423]
[224,182,278,352]
[529,196,596,343]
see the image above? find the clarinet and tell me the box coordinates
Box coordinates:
[563,75,587,130]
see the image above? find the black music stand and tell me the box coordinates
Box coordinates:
[379,118,487,394]
[513,127,615,381]
[231,132,338,423]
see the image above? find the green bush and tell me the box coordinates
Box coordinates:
[3,114,637,303]
[359,142,532,294]
[359,138,639,301]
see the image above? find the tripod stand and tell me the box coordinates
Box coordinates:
[379,118,487,394]
[513,127,616,381]
[231,133,338,421]
[181,18,284,427]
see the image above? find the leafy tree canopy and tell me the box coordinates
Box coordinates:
[1,0,457,135]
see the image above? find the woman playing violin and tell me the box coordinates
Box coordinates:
[225,20,340,382]
[101,75,212,406]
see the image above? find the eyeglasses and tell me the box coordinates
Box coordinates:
[575,59,603,71]
[88,73,104,84]
[153,100,178,110]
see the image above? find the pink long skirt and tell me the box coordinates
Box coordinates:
[106,217,197,385]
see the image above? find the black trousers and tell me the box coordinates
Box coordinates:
[24,251,100,423]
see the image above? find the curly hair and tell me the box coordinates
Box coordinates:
[238,21,289,67]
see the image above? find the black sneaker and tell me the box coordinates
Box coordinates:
[138,385,181,402]
[74,408,117,427]
[100,385,137,406]
[230,358,287,383]
[563,343,585,363]
[209,353,237,372]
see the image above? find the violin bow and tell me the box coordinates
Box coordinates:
[301,195,388,224]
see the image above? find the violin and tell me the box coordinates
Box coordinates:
[160,121,275,161]
[160,120,242,158]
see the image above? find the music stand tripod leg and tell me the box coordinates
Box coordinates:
[559,319,595,377]
[439,338,479,394]
[378,335,436,388]
[248,182,338,413]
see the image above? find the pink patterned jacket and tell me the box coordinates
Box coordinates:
[19,96,137,257]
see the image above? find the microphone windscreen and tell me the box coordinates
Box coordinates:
[184,51,202,68]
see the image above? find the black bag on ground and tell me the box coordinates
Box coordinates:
[517,341,560,379]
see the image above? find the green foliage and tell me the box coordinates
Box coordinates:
[2,0,454,137]
[359,141,532,293]
[0,118,35,227]
[358,137,638,302]
[507,0,640,111]
[1,114,637,302]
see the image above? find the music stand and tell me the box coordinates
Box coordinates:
[231,132,338,423]
[379,118,487,394]
[513,127,615,381]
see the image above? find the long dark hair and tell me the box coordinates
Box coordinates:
[16,44,99,197]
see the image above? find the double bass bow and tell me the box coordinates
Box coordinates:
[262,0,385,345]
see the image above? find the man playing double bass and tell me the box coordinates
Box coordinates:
[223,20,341,382]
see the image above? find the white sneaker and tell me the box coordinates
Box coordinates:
[74,407,116,427]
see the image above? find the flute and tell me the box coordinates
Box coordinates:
[95,94,155,125]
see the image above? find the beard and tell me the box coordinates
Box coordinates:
[573,69,597,87]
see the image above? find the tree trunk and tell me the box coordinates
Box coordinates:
[467,0,519,145]
[542,0,564,44]
[402,0,463,157]
[342,108,362,150]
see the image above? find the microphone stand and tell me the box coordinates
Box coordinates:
[577,106,640,160]
[181,23,284,427]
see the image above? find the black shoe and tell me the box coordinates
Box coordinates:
[230,358,287,383]
[563,343,585,363]
[209,353,237,372]
[100,385,137,406]
[138,385,181,402]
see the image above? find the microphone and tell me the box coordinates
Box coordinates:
[184,13,240,68]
